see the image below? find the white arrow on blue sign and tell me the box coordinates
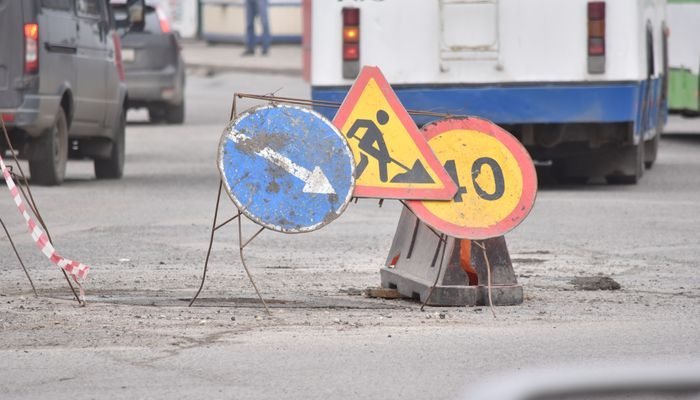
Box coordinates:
[218,105,356,233]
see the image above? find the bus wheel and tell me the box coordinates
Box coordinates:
[644,133,659,169]
[606,143,644,185]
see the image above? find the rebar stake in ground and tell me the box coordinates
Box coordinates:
[0,216,37,297]
[474,240,497,318]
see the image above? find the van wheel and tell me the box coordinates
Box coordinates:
[94,110,125,179]
[166,100,185,124]
[148,105,166,123]
[29,107,68,186]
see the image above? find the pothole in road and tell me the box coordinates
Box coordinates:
[47,290,406,310]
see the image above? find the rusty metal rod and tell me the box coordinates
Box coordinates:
[237,215,271,315]
[230,94,238,120]
[233,92,468,119]
[241,226,265,250]
[474,240,497,319]
[188,180,223,307]
[214,212,241,232]
[0,216,38,297]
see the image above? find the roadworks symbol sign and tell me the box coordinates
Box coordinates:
[333,66,457,200]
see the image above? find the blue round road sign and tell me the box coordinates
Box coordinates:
[218,105,356,233]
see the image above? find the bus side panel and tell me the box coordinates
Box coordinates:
[313,82,643,127]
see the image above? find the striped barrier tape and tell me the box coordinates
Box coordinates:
[0,155,89,300]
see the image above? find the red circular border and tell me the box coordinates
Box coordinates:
[407,117,538,240]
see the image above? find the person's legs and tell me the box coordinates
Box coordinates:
[258,0,271,54]
[243,0,256,54]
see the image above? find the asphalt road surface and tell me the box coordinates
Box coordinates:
[0,72,698,400]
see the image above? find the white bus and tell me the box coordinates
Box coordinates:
[305,0,668,184]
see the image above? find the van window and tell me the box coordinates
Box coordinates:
[76,0,102,18]
[42,0,72,10]
[111,6,161,34]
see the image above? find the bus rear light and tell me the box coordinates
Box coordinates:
[343,26,359,43]
[1,113,15,123]
[343,8,360,26]
[343,44,359,61]
[24,23,39,74]
[587,1,605,74]
[342,7,360,79]
[587,2,605,20]
[588,37,605,55]
[588,20,605,37]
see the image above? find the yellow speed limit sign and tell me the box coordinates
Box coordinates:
[407,117,537,239]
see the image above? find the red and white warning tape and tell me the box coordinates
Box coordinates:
[0,155,89,299]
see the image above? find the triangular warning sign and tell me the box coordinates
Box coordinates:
[333,66,457,200]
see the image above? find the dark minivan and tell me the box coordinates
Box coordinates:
[0,0,143,185]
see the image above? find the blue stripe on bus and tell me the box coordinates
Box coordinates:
[312,79,663,135]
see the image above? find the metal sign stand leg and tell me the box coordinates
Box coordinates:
[189,95,272,314]
[189,94,272,314]
[188,180,271,315]
[188,180,226,307]
[236,215,271,315]
[0,216,38,297]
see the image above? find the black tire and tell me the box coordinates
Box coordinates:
[148,105,166,124]
[606,142,644,185]
[166,100,185,125]
[94,110,125,179]
[644,133,659,169]
[29,107,68,186]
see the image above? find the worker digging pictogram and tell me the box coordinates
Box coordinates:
[345,109,435,185]
[333,66,457,200]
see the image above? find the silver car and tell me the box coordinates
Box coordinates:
[111,0,185,124]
